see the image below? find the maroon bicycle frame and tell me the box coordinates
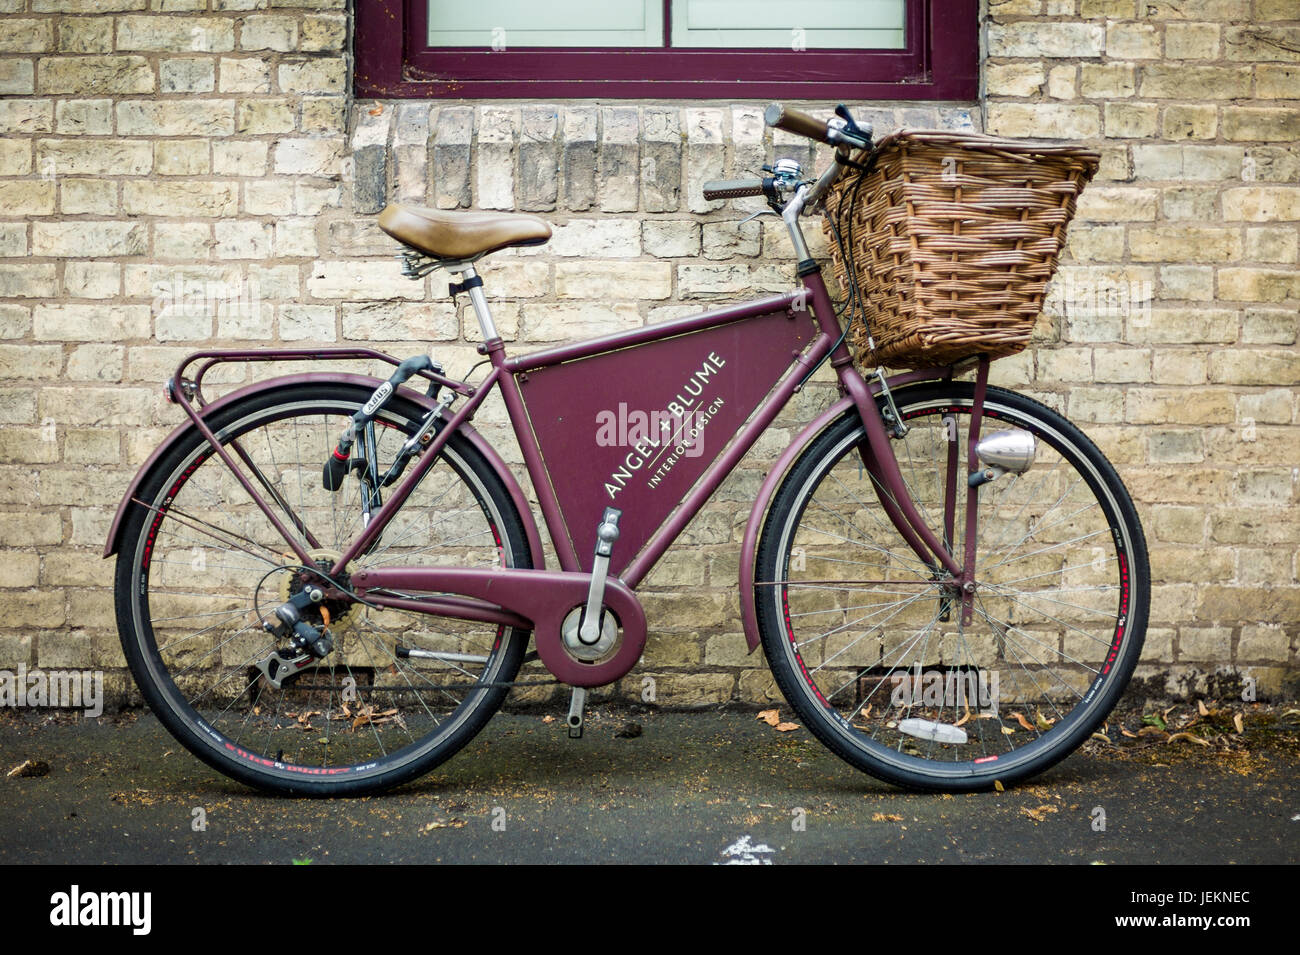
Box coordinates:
[341,268,972,614]
[107,266,984,661]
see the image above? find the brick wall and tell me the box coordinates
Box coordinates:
[984,0,1299,699]
[0,0,1294,708]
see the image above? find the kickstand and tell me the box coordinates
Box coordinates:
[566,687,587,739]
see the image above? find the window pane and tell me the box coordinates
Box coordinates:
[671,0,906,49]
[427,1,664,48]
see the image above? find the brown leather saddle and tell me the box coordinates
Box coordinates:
[377,204,552,260]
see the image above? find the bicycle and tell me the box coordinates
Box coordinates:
[105,104,1149,796]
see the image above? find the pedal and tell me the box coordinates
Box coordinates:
[567,687,587,739]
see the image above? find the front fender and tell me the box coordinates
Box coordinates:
[102,372,547,572]
[739,395,857,652]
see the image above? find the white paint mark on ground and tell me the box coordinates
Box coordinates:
[717,834,776,865]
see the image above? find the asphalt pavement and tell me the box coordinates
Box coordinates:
[2,702,1296,865]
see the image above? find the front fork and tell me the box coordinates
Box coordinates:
[848,356,990,628]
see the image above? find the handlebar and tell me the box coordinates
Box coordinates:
[702,104,874,216]
[702,178,769,201]
[764,102,873,150]
[763,104,833,144]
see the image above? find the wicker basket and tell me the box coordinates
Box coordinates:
[822,129,1100,370]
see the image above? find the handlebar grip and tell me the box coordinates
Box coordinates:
[702,179,767,200]
[764,103,831,144]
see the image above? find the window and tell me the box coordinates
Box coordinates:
[354,0,977,100]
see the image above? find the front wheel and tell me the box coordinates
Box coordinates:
[755,383,1149,791]
[114,382,533,796]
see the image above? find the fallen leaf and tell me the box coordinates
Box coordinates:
[1233,713,1244,734]
[757,709,781,727]
[994,780,1004,792]
[1010,711,1035,732]
[1035,710,1055,732]
[1121,728,1138,738]
[368,103,384,116]
[1090,731,1111,744]
[1197,699,1210,717]
[954,712,970,727]
[541,715,555,723]
[7,759,50,779]
[775,722,800,733]
[1001,726,1016,735]
[871,812,904,822]
[1167,732,1210,747]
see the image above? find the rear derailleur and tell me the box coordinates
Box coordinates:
[255,586,334,689]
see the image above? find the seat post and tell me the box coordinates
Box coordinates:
[454,264,498,341]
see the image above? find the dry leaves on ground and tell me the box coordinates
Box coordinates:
[1020,804,1058,823]
[757,709,800,732]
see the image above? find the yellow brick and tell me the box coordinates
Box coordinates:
[1127,388,1234,425]
[1080,63,1134,98]
[1218,267,1300,302]
[38,138,152,176]
[1256,65,1300,99]
[1075,186,1157,221]
[1104,102,1158,139]
[1162,104,1217,141]
[1047,65,1077,100]
[1225,24,1300,63]
[1138,64,1252,99]
[1129,226,1242,263]
[1208,350,1300,386]
[37,55,153,94]
[122,180,237,217]
[1164,22,1219,60]
[0,180,55,216]
[1105,22,1160,60]
[985,62,1044,98]
[1223,107,1300,142]
[1128,308,1237,345]
[1245,227,1298,264]
[1152,352,1207,385]
[986,103,1100,139]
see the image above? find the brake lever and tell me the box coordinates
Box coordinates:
[738,208,781,225]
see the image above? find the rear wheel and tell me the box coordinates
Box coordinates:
[114,382,532,796]
[755,383,1148,791]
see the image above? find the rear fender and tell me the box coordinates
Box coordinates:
[101,373,546,571]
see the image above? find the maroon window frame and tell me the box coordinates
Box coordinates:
[354,0,977,100]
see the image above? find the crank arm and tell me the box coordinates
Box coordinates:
[577,508,621,646]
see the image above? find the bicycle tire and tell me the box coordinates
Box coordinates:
[114,381,532,796]
[755,383,1149,791]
